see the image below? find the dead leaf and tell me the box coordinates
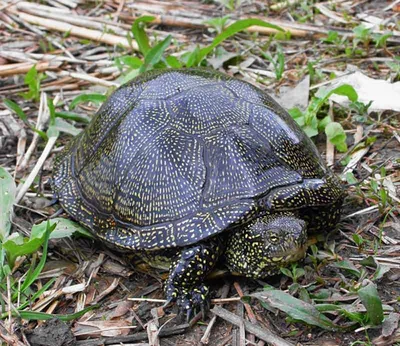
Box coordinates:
[110,300,134,319]
[73,320,134,337]
[382,312,400,338]
[327,71,400,113]
[273,76,310,112]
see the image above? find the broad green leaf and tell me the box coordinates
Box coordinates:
[251,289,339,330]
[0,168,16,241]
[360,256,391,281]
[195,18,284,66]
[345,171,357,184]
[358,280,384,325]
[139,35,172,73]
[325,122,348,152]
[315,303,344,312]
[33,218,92,240]
[3,220,53,267]
[118,56,143,69]
[53,118,81,136]
[303,125,319,138]
[165,55,183,68]
[322,31,339,44]
[318,115,332,130]
[280,267,293,279]
[333,260,360,278]
[315,84,358,103]
[131,16,155,56]
[288,107,305,126]
[119,68,141,84]
[46,125,59,139]
[69,94,107,110]
[17,222,55,296]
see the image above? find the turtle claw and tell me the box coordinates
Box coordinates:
[165,283,210,321]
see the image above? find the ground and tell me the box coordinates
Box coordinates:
[0,0,399,345]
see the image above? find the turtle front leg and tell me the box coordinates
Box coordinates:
[164,237,223,319]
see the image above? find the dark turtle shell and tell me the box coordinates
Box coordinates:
[53,68,343,250]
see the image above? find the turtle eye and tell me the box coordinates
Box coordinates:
[269,234,279,244]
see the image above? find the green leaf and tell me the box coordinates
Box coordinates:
[131,16,155,56]
[118,56,143,69]
[53,118,81,136]
[15,304,99,321]
[322,31,339,44]
[0,168,16,241]
[3,220,53,267]
[303,125,319,138]
[184,46,201,68]
[353,24,372,41]
[318,115,332,131]
[195,18,284,66]
[17,222,55,296]
[46,125,59,139]
[69,94,107,110]
[288,107,305,126]
[325,122,348,152]
[345,171,358,185]
[333,260,360,278]
[55,111,90,123]
[251,289,339,331]
[119,68,141,84]
[4,99,47,140]
[280,267,293,279]
[316,84,358,103]
[360,256,391,280]
[358,280,384,325]
[139,35,172,73]
[33,218,92,239]
[47,97,56,125]
[165,55,183,68]
[4,99,28,122]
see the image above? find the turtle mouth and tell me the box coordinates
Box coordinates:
[270,243,308,265]
[253,241,308,278]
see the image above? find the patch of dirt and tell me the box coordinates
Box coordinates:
[25,319,76,346]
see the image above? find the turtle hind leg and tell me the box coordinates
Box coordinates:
[164,237,223,321]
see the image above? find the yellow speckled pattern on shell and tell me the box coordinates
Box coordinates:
[52,68,344,251]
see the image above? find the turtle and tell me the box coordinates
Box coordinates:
[52,68,344,316]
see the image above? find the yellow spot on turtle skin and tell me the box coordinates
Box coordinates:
[272,257,283,262]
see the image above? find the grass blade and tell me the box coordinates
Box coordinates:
[15,305,98,321]
[131,16,155,55]
[139,35,172,73]
[193,18,284,66]
[17,222,55,297]
[69,94,107,110]
[55,111,90,123]
[4,99,48,140]
[0,168,16,242]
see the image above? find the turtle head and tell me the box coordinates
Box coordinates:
[225,214,308,278]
